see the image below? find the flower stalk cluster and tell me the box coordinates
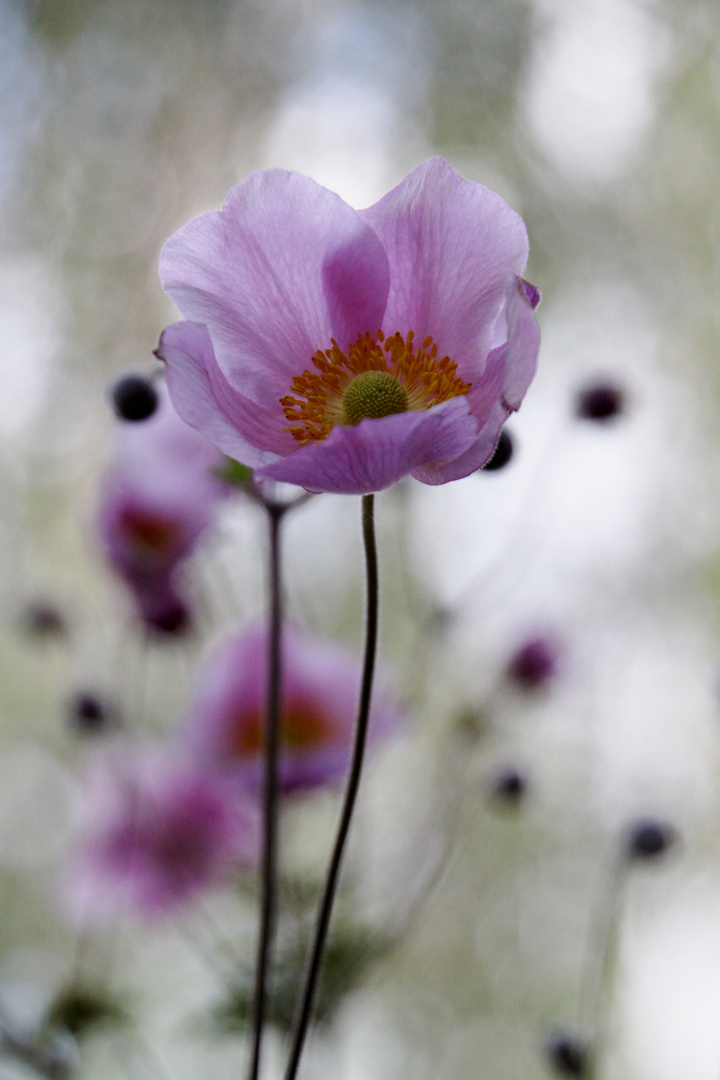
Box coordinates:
[66,156,541,1080]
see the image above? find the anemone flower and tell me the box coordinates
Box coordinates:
[98,382,229,629]
[182,625,401,793]
[64,750,258,922]
[157,157,540,495]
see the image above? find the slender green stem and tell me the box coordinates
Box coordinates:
[283,493,379,1080]
[248,502,286,1080]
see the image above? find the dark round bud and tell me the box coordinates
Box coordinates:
[491,768,528,805]
[67,690,116,734]
[575,382,625,422]
[481,428,514,472]
[506,636,558,691]
[144,598,191,636]
[110,375,158,422]
[19,600,67,639]
[47,987,124,1038]
[546,1032,590,1077]
[625,818,676,861]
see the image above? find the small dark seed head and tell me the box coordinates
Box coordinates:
[625,818,676,861]
[546,1031,590,1077]
[506,636,558,691]
[481,428,514,472]
[67,691,115,734]
[143,598,191,636]
[110,374,158,422]
[19,600,67,639]
[575,382,625,422]
[491,768,528,805]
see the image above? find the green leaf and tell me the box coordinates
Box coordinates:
[216,458,254,488]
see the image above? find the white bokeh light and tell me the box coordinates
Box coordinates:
[0,257,63,438]
[522,0,671,183]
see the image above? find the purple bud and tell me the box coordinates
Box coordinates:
[546,1031,590,1077]
[575,382,625,423]
[67,691,117,734]
[110,375,159,422]
[19,600,67,639]
[625,818,676,861]
[143,596,192,637]
[491,768,528,806]
[506,636,559,692]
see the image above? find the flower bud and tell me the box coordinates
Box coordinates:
[110,374,159,422]
[66,690,117,734]
[545,1031,590,1077]
[19,600,67,639]
[506,635,559,692]
[575,381,624,422]
[490,768,528,806]
[625,818,676,861]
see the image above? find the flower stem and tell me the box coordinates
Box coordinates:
[248,500,286,1080]
[283,492,379,1080]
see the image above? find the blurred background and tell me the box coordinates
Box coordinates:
[3,0,720,1077]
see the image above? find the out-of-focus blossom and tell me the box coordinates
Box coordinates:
[157,157,540,495]
[97,382,229,631]
[182,625,402,793]
[64,751,258,922]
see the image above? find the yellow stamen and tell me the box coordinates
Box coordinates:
[281,330,472,445]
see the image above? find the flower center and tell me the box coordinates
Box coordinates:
[120,509,181,555]
[230,703,334,758]
[342,370,409,425]
[280,330,472,445]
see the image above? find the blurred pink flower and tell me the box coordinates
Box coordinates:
[65,750,258,922]
[182,625,402,793]
[157,157,540,495]
[97,383,229,631]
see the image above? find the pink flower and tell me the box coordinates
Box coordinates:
[64,750,258,922]
[157,157,540,495]
[181,625,402,793]
[97,383,229,630]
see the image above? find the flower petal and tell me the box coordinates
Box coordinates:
[255,397,478,495]
[159,170,390,409]
[497,276,542,411]
[361,157,529,378]
[412,276,540,484]
[411,354,507,484]
[157,320,291,466]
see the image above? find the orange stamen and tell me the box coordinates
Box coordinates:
[281,330,472,445]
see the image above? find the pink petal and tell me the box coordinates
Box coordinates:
[360,157,529,378]
[497,276,542,411]
[255,397,478,495]
[412,276,540,484]
[159,170,390,409]
[158,321,291,465]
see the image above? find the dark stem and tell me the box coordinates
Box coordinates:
[248,501,286,1080]
[283,493,379,1080]
[577,854,627,1080]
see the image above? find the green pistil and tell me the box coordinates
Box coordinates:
[342,370,408,426]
